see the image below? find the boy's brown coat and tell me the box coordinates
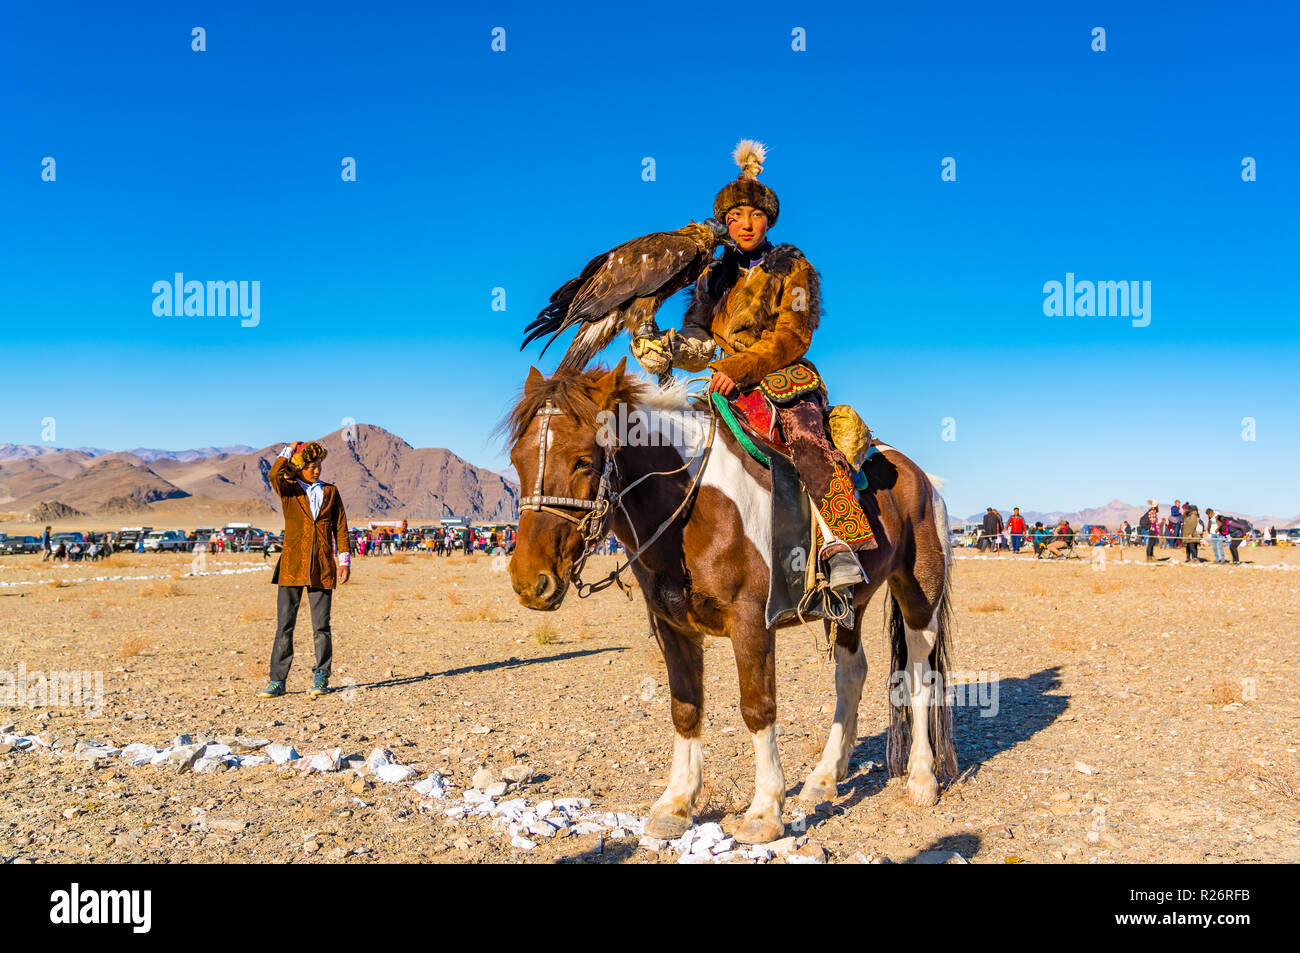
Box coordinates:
[269,456,351,589]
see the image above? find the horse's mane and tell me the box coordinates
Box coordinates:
[500,365,653,444]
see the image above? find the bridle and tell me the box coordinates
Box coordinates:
[517,391,718,598]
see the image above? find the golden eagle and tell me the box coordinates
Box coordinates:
[521,219,729,372]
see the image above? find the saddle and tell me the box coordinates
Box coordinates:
[715,384,877,491]
[708,373,885,631]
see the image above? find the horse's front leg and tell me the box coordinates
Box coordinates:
[644,615,705,839]
[800,622,867,804]
[730,613,787,844]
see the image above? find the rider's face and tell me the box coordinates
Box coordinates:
[726,206,768,253]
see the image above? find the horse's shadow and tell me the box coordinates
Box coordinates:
[801,666,1069,812]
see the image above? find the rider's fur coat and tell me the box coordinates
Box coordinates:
[673,241,822,388]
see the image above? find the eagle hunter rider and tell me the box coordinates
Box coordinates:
[645,140,876,590]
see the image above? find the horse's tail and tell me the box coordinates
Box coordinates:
[886,476,958,781]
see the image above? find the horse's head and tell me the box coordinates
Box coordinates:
[504,358,639,610]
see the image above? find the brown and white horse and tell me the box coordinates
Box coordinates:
[504,359,956,843]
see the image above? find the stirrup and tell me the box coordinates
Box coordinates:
[825,551,865,590]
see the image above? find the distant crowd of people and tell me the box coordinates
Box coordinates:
[966,501,1275,565]
[354,526,516,557]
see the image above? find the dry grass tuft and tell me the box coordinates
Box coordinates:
[456,606,501,623]
[1050,633,1085,652]
[138,581,185,598]
[445,591,464,606]
[1209,675,1239,705]
[969,598,1007,613]
[119,634,151,658]
[1221,758,1298,803]
[532,623,558,645]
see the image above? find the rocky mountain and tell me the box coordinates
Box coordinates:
[0,426,519,522]
[0,443,255,463]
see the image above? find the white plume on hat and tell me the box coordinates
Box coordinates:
[732,139,767,179]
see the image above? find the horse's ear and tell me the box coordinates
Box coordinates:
[525,365,544,391]
[592,357,627,409]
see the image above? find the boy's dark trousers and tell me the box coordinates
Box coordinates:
[269,585,333,682]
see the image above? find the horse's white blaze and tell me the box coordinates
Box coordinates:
[654,732,703,816]
[644,406,772,570]
[809,641,868,789]
[748,725,785,818]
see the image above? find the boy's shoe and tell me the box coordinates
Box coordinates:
[258,680,286,698]
[310,672,329,696]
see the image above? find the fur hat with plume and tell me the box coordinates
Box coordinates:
[713,139,780,225]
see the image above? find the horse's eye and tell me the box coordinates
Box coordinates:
[573,457,594,473]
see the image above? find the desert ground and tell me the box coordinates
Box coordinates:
[1,540,1297,864]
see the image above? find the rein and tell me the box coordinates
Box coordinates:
[519,383,718,599]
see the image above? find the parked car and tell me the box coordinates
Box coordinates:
[115,527,153,551]
[143,530,190,553]
[50,532,86,549]
[0,535,39,554]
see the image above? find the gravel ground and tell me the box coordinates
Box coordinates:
[1,546,1297,864]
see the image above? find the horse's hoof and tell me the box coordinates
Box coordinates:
[797,778,837,806]
[644,811,692,839]
[905,773,939,807]
[734,816,785,844]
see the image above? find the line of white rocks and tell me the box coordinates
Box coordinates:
[0,729,797,863]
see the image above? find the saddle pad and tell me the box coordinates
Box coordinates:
[765,451,854,630]
[720,389,792,458]
[759,364,824,405]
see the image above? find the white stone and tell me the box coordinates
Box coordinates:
[526,819,557,839]
[266,744,300,764]
[366,748,393,772]
[413,774,446,798]
[510,835,537,850]
[1075,760,1098,775]
[696,821,725,842]
[374,763,416,784]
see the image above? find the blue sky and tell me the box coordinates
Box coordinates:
[2,2,1297,518]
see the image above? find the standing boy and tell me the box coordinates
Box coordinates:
[259,441,352,698]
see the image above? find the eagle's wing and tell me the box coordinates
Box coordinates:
[563,231,706,323]
[520,228,711,358]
